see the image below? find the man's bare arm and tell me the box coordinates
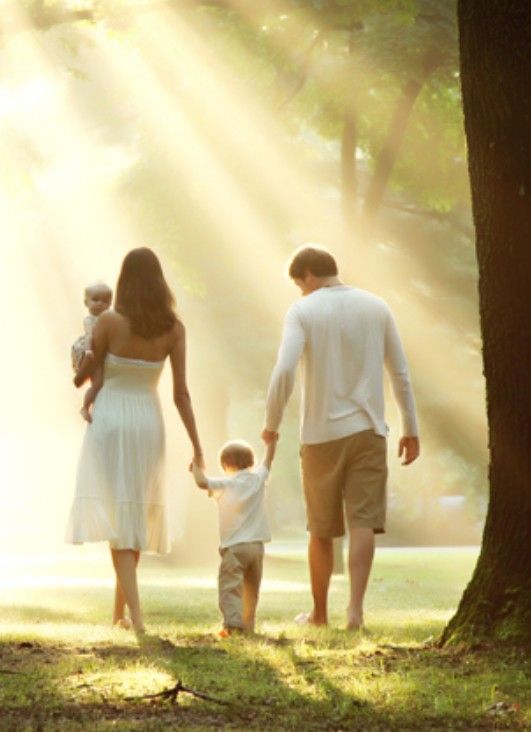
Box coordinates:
[398,436,420,466]
[262,434,278,470]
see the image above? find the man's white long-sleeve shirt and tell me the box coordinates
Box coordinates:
[265,285,418,444]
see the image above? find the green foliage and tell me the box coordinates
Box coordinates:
[248,0,465,211]
[11,0,467,212]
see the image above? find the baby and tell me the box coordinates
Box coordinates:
[192,437,277,636]
[71,282,113,421]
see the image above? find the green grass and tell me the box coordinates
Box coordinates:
[0,547,529,730]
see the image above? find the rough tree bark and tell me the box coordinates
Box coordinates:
[441,0,531,645]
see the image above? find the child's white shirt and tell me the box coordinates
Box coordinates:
[207,465,271,549]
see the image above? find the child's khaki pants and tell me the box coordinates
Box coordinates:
[218,541,264,631]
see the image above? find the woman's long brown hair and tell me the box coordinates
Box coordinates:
[115,247,177,338]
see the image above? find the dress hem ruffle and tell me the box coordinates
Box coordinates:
[66,496,169,555]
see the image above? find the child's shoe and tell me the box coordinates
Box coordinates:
[218,627,244,638]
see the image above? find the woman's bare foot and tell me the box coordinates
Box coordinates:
[114,617,133,630]
[294,611,328,626]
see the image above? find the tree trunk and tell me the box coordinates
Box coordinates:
[341,103,358,244]
[441,0,531,646]
[341,32,359,248]
[273,32,323,111]
[361,46,443,229]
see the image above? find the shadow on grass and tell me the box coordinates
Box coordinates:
[0,629,529,731]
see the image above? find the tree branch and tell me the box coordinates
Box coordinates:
[273,30,324,111]
[361,45,445,228]
[125,679,230,706]
[29,8,95,31]
[381,201,473,238]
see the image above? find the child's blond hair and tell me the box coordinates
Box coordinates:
[219,441,255,471]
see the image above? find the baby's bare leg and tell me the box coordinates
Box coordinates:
[80,384,97,422]
[80,364,104,422]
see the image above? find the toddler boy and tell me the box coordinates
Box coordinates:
[192,437,277,635]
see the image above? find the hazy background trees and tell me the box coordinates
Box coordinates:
[1,0,486,553]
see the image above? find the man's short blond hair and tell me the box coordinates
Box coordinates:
[219,440,255,471]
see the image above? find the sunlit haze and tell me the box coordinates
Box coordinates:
[0,1,485,575]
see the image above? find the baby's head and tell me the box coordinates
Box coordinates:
[84,282,113,317]
[219,440,255,474]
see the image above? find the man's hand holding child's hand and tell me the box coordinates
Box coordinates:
[191,458,208,489]
[261,429,279,445]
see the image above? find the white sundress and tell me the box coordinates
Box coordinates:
[66,353,169,553]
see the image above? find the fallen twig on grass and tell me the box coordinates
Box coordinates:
[0,669,24,674]
[125,680,230,706]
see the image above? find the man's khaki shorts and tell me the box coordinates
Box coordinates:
[300,430,388,537]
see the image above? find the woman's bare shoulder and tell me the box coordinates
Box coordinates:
[95,309,124,332]
[98,309,122,323]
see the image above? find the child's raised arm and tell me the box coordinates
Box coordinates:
[262,434,278,471]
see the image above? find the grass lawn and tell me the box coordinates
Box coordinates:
[0,546,528,730]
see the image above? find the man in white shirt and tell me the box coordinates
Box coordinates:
[262,245,419,630]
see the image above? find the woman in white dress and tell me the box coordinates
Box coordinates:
[66,247,203,633]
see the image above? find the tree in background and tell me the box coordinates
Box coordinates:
[441,0,531,645]
[267,0,461,239]
[10,0,465,240]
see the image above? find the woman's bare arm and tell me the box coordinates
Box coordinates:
[191,461,208,489]
[169,322,204,466]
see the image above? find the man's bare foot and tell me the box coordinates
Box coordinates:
[114,617,133,630]
[346,608,364,631]
[80,406,92,423]
[294,611,328,626]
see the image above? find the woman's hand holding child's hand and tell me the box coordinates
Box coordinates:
[190,457,208,489]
